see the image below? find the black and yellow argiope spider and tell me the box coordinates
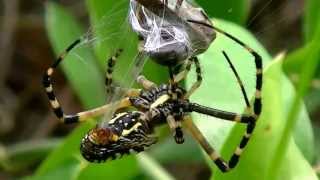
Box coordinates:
[43,43,262,173]
[43,0,263,172]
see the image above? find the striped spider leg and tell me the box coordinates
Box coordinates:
[179,38,262,172]
[42,39,140,124]
[105,48,124,95]
[163,56,203,144]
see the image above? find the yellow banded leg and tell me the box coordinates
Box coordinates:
[43,39,80,122]
[185,104,257,170]
[205,24,263,119]
[174,58,193,83]
[166,115,184,144]
[136,75,156,90]
[77,98,132,122]
[184,116,230,172]
[124,88,141,97]
[105,49,123,95]
[185,57,202,98]
[58,97,132,124]
[183,21,263,171]
[185,21,263,120]
[45,67,132,124]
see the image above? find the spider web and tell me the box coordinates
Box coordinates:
[62,0,214,126]
[60,0,147,124]
[62,0,194,125]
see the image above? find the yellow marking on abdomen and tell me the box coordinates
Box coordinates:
[121,122,142,136]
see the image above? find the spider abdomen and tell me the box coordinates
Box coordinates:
[80,112,157,163]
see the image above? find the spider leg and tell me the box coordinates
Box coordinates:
[136,75,156,90]
[184,57,202,98]
[105,49,123,95]
[173,57,193,83]
[184,116,231,172]
[137,73,184,143]
[168,66,179,100]
[45,80,134,124]
[42,40,136,124]
[173,57,202,98]
[186,20,263,118]
[166,69,186,144]
[222,51,251,112]
[185,103,256,171]
[43,39,80,123]
[72,98,133,123]
[166,115,184,144]
[182,44,262,170]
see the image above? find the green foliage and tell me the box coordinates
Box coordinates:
[31,0,318,179]
[304,0,320,42]
[195,0,249,25]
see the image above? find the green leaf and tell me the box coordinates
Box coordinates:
[136,153,175,180]
[292,105,315,163]
[0,139,60,173]
[285,0,320,76]
[185,19,317,179]
[195,0,250,25]
[149,134,204,163]
[268,32,320,180]
[304,0,320,42]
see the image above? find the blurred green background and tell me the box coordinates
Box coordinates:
[0,0,319,179]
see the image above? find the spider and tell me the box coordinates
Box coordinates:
[43,0,263,172]
[43,47,262,172]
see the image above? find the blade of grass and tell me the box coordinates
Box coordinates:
[304,0,320,42]
[267,34,320,180]
[137,153,175,180]
[0,139,60,172]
